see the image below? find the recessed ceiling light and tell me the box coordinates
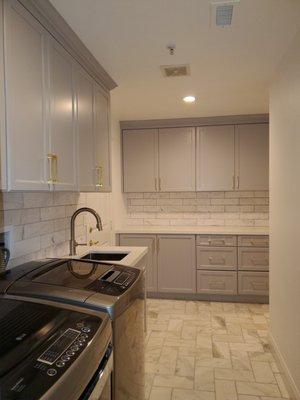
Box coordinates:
[183,96,196,103]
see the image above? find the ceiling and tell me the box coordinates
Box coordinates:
[50,0,300,120]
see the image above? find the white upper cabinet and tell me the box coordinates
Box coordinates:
[235,124,269,191]
[0,1,6,190]
[158,127,195,191]
[2,0,112,192]
[47,40,76,191]
[196,125,235,191]
[94,83,111,192]
[74,65,96,192]
[123,129,158,192]
[4,0,48,190]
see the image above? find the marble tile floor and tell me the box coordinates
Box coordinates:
[145,299,290,400]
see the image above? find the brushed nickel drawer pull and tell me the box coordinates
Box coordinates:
[251,281,268,290]
[209,281,226,290]
[250,240,268,246]
[208,256,226,265]
[250,258,268,266]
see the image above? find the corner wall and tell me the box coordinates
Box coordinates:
[269,27,300,397]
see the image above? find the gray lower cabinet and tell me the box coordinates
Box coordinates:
[197,271,237,295]
[197,246,237,271]
[119,234,157,292]
[118,233,269,300]
[238,272,269,296]
[157,235,196,294]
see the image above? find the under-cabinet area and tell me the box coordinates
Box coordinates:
[121,121,269,193]
[117,232,269,302]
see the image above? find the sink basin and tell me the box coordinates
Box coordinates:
[80,252,129,262]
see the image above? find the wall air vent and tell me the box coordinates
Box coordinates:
[160,64,190,78]
[210,1,240,28]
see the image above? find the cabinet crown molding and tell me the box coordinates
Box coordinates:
[120,114,269,130]
[17,0,117,91]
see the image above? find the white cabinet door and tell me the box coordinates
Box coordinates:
[119,234,158,292]
[159,127,195,191]
[196,125,235,191]
[94,83,111,192]
[235,124,269,190]
[74,65,96,192]
[0,1,6,190]
[48,40,76,191]
[157,235,196,293]
[4,0,48,190]
[123,129,158,192]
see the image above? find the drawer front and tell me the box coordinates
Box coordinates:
[197,246,237,271]
[196,235,237,247]
[197,271,237,295]
[238,272,269,296]
[238,235,269,247]
[238,247,269,271]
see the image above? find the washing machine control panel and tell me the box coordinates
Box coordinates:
[2,312,102,400]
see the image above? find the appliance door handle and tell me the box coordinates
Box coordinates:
[79,346,113,399]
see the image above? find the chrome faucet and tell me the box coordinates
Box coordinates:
[70,207,103,256]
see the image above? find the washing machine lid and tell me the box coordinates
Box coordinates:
[0,297,64,377]
[17,259,140,296]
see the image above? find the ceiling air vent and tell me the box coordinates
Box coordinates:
[210,1,240,28]
[160,64,190,78]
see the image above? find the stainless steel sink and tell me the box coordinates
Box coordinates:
[80,252,129,262]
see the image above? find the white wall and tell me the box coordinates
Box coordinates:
[269,27,300,397]
[110,92,127,235]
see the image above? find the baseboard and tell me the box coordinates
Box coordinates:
[269,332,300,400]
[147,292,269,304]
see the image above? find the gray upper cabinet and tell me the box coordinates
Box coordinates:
[4,0,48,190]
[74,65,96,192]
[235,124,269,190]
[119,234,158,292]
[196,125,235,191]
[157,235,196,293]
[159,127,195,191]
[94,83,111,192]
[123,129,158,192]
[47,39,76,191]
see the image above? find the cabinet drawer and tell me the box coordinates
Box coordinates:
[196,235,237,247]
[238,247,269,271]
[197,246,237,271]
[238,272,269,296]
[197,271,237,295]
[238,235,269,247]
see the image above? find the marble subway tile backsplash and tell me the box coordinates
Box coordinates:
[125,191,269,227]
[0,191,112,268]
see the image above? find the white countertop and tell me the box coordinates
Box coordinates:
[115,226,269,236]
[65,245,148,268]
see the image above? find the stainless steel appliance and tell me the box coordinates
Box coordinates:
[4,259,146,400]
[0,295,112,400]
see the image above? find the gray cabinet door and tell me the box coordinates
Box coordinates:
[157,235,196,293]
[48,40,76,191]
[235,124,269,190]
[119,234,158,292]
[158,127,196,191]
[94,83,111,192]
[122,129,158,192]
[196,125,235,191]
[4,0,48,190]
[74,65,96,192]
